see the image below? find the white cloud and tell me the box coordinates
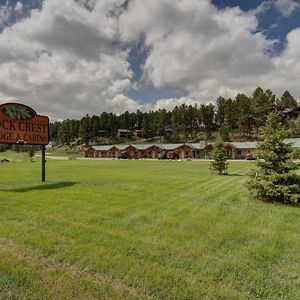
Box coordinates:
[0,0,300,121]
[275,0,299,17]
[250,0,273,16]
[15,2,23,13]
[151,96,198,111]
[267,28,300,95]
[0,4,11,25]
[111,94,140,113]
[120,0,275,101]
[119,0,300,104]
[0,0,138,119]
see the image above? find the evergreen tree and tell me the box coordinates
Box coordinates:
[252,87,275,132]
[58,120,71,145]
[171,106,181,132]
[106,113,118,137]
[210,142,228,175]
[157,108,168,139]
[91,115,101,138]
[79,114,92,146]
[141,113,150,135]
[276,91,298,109]
[248,112,300,204]
[49,121,61,141]
[235,93,254,137]
[216,96,226,127]
[136,109,143,128]
[224,98,236,131]
[219,127,230,142]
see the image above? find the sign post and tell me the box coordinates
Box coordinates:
[42,145,46,182]
[0,103,49,182]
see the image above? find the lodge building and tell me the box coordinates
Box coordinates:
[85,138,300,159]
[84,138,300,159]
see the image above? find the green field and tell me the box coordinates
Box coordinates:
[0,156,299,299]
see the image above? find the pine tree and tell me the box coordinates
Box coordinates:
[252,87,275,132]
[219,127,230,142]
[210,142,228,175]
[276,91,298,109]
[79,114,92,146]
[248,112,300,204]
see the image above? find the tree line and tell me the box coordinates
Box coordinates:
[50,87,300,145]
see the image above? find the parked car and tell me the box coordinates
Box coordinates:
[246,153,255,160]
[158,151,167,159]
[117,152,131,159]
[167,151,179,160]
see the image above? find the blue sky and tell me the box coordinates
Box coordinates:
[0,0,299,119]
[214,0,300,51]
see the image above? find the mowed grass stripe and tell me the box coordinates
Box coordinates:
[0,239,153,300]
[0,158,299,299]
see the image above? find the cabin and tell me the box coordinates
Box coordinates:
[85,145,113,158]
[107,146,119,158]
[279,107,300,121]
[84,138,300,159]
[187,142,213,158]
[117,129,130,138]
[98,130,108,138]
[144,145,162,158]
[228,142,257,159]
[132,129,143,138]
[175,144,194,159]
[201,144,213,159]
[85,146,97,158]
[125,145,139,158]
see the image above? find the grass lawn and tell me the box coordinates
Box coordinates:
[0,156,299,299]
[45,147,84,157]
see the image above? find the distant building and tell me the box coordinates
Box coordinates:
[226,142,257,159]
[117,129,130,138]
[98,130,108,138]
[85,138,300,159]
[164,127,173,135]
[132,129,143,138]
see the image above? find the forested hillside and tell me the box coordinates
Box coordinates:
[48,87,300,145]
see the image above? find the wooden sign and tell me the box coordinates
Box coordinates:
[0,103,49,145]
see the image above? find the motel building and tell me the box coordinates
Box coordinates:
[85,138,300,160]
[225,142,257,159]
[85,142,214,159]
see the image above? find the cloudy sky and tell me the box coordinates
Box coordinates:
[0,0,299,119]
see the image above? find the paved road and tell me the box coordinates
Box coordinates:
[36,154,69,160]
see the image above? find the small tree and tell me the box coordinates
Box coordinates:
[248,112,300,204]
[210,142,228,175]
